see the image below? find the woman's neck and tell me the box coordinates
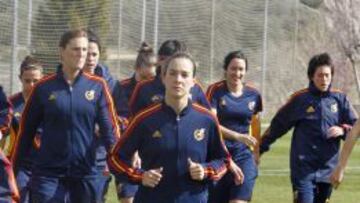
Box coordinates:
[84,67,95,75]
[63,66,80,85]
[226,80,244,96]
[165,94,188,115]
[22,91,30,101]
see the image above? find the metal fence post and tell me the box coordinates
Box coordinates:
[261,0,269,116]
[118,0,123,71]
[10,0,19,94]
[141,0,146,42]
[153,0,159,51]
[209,0,216,84]
[27,0,33,49]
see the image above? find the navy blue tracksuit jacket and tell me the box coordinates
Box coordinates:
[115,76,137,120]
[8,92,41,170]
[12,66,120,178]
[260,82,357,183]
[93,64,120,170]
[108,101,229,203]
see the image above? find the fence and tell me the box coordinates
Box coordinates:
[0,0,359,117]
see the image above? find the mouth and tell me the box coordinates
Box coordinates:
[231,77,242,82]
[173,86,182,91]
[86,63,96,67]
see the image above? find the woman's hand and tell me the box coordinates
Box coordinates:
[188,158,205,181]
[142,167,163,188]
[132,151,142,168]
[229,159,244,185]
[330,166,345,189]
[327,126,345,139]
[236,133,257,147]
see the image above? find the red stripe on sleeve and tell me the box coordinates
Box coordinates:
[10,75,56,163]
[108,104,162,181]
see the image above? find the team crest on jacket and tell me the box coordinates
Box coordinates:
[306,106,315,113]
[330,103,338,113]
[151,94,163,103]
[194,128,205,141]
[85,90,95,101]
[152,130,162,138]
[48,93,56,101]
[248,101,256,111]
[220,98,226,107]
[14,112,21,118]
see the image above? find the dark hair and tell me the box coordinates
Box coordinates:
[135,42,156,69]
[223,50,248,71]
[20,55,43,76]
[87,29,102,53]
[158,40,188,58]
[307,52,334,80]
[163,52,197,77]
[58,29,88,48]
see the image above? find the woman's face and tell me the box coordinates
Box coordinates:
[225,58,246,87]
[312,65,332,92]
[138,64,156,81]
[84,42,100,74]
[163,58,194,100]
[20,69,43,96]
[60,37,88,72]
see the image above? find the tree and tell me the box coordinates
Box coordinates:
[32,0,111,72]
[322,0,360,99]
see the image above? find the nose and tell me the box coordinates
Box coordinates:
[87,55,93,61]
[321,75,328,82]
[174,73,183,82]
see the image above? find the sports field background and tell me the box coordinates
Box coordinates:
[104,131,360,203]
[1,0,360,118]
[1,1,359,201]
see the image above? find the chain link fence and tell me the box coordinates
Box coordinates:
[0,0,359,117]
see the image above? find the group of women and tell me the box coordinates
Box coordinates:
[0,27,358,203]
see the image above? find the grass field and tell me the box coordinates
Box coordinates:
[105,133,360,203]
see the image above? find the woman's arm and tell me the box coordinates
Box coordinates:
[330,119,360,188]
[211,108,257,147]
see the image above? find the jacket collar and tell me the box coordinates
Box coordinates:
[308,81,331,96]
[94,63,109,78]
[56,64,83,85]
[162,99,192,118]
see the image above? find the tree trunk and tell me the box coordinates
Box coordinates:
[350,59,360,101]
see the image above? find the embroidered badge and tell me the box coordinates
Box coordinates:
[248,101,256,111]
[152,130,162,138]
[194,128,205,141]
[14,112,21,118]
[330,103,338,113]
[48,93,56,101]
[151,95,163,103]
[85,90,95,101]
[306,106,315,113]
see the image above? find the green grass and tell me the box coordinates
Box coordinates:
[253,135,360,203]
[105,134,360,203]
